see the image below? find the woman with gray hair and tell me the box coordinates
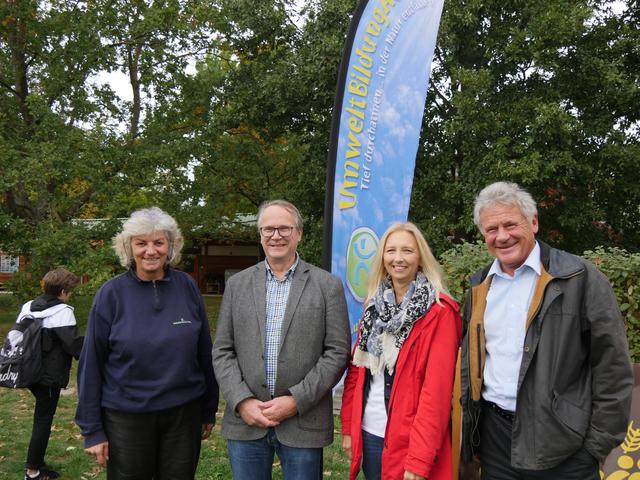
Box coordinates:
[76,207,219,480]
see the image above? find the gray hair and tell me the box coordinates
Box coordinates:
[257,199,304,231]
[112,207,184,268]
[473,182,538,232]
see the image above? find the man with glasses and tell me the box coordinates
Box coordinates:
[213,199,350,479]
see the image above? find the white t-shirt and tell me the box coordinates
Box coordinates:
[361,369,388,438]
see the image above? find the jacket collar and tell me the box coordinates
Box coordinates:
[538,240,583,278]
[252,259,311,349]
[472,240,583,286]
[265,253,300,281]
[30,294,63,312]
[127,266,172,283]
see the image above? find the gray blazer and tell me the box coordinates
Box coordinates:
[212,259,350,448]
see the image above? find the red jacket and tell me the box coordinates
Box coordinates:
[341,294,461,479]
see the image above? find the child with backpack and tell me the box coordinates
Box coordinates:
[20,268,84,480]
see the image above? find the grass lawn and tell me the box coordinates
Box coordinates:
[0,294,351,479]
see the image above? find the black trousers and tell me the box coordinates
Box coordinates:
[26,384,61,470]
[103,398,203,480]
[480,401,599,480]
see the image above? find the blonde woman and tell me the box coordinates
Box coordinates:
[341,222,462,479]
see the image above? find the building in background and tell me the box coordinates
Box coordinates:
[183,214,261,294]
[0,254,23,291]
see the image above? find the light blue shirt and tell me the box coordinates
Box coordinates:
[482,242,541,412]
[264,255,299,396]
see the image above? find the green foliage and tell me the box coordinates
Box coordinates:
[69,244,120,297]
[5,220,123,300]
[0,294,19,325]
[183,0,356,265]
[0,0,222,297]
[582,247,640,362]
[413,0,639,254]
[441,242,640,362]
[440,241,493,302]
[4,271,42,304]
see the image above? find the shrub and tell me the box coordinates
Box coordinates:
[439,241,493,302]
[583,247,640,362]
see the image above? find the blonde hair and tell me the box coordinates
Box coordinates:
[112,207,184,268]
[365,222,448,304]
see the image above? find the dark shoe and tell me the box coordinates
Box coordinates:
[25,473,43,480]
[24,469,60,480]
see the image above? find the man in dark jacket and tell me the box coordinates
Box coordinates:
[460,182,633,480]
[23,268,83,480]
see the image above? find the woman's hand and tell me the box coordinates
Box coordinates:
[201,423,214,439]
[342,434,352,459]
[403,470,425,480]
[85,441,109,467]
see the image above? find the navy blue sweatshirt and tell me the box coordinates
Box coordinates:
[75,268,219,448]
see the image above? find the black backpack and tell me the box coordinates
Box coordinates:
[0,314,44,388]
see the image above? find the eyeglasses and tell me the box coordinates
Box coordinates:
[259,226,295,237]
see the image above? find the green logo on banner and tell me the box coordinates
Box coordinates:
[346,227,379,302]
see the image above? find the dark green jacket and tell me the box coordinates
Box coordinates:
[460,241,633,470]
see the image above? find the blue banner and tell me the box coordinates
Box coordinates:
[323,0,445,341]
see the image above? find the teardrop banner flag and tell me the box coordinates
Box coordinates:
[323,0,445,341]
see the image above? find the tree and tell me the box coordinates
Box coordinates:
[411,0,639,254]
[184,0,356,262]
[0,0,220,289]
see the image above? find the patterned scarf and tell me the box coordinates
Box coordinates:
[353,272,436,375]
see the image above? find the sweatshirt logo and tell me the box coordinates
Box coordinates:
[172,318,192,325]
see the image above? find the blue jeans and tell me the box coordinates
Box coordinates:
[227,428,322,480]
[361,429,384,480]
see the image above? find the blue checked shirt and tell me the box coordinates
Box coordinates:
[264,256,299,395]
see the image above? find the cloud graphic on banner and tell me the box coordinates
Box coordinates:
[381,104,401,125]
[373,203,384,223]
